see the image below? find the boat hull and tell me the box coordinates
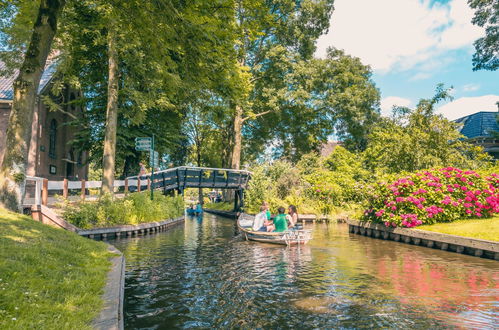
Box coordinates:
[238,213,312,245]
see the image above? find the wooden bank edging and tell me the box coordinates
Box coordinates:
[78,216,185,240]
[347,219,499,261]
[203,208,238,219]
[92,245,125,330]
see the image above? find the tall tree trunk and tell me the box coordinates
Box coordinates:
[230,104,243,170]
[0,0,65,211]
[101,27,119,195]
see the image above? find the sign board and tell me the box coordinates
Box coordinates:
[135,137,152,151]
[150,150,159,168]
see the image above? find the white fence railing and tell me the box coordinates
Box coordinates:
[23,166,251,206]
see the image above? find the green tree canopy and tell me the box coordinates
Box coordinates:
[468,0,498,71]
[363,85,492,173]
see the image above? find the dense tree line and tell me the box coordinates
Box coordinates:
[0,0,490,210]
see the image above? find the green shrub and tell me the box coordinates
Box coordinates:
[62,192,184,229]
[203,202,233,211]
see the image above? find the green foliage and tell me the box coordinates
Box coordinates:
[62,192,184,229]
[363,85,492,173]
[245,151,372,216]
[203,202,233,211]
[0,208,112,329]
[468,0,498,71]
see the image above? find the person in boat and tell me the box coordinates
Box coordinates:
[195,203,203,214]
[286,205,298,228]
[253,206,267,231]
[269,207,288,232]
[261,201,272,228]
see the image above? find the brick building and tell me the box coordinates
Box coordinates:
[454,111,499,159]
[0,61,88,180]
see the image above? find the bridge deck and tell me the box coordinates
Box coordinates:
[126,166,251,192]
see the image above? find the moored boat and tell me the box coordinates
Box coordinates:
[237,213,312,245]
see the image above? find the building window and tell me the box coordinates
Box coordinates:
[49,119,57,159]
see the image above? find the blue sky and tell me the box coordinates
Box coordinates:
[316,0,498,120]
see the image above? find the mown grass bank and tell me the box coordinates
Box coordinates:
[0,208,113,329]
[203,202,233,211]
[416,216,499,242]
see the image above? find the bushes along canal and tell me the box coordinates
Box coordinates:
[62,192,184,229]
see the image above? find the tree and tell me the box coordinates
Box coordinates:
[56,0,235,193]
[245,48,380,161]
[0,0,66,210]
[363,85,492,173]
[227,0,334,169]
[468,0,498,71]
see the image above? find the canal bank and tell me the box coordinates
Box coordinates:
[111,212,498,329]
[347,219,499,260]
[0,208,114,329]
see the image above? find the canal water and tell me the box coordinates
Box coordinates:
[111,213,498,329]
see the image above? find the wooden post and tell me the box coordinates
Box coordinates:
[124,178,129,194]
[42,178,48,206]
[81,179,86,201]
[147,177,151,191]
[233,189,239,212]
[138,177,141,192]
[63,178,68,199]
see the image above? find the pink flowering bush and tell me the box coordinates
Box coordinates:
[362,167,499,228]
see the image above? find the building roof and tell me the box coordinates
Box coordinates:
[0,60,57,101]
[454,111,499,139]
[320,141,342,157]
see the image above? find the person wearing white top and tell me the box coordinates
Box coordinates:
[253,207,267,231]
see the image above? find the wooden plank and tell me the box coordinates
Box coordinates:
[42,179,48,205]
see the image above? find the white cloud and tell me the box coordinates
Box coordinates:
[462,83,480,92]
[316,0,483,73]
[409,72,432,81]
[437,95,499,120]
[380,96,412,116]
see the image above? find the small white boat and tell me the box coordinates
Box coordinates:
[237,213,312,245]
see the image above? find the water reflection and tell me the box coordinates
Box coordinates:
[111,214,498,329]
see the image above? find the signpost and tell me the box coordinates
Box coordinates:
[135,137,152,151]
[135,135,155,200]
[150,150,159,169]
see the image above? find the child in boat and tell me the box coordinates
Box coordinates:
[253,206,267,231]
[262,201,273,228]
[268,207,288,232]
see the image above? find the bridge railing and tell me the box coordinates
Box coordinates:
[125,166,251,192]
[23,166,251,206]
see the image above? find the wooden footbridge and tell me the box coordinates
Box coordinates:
[24,166,251,211]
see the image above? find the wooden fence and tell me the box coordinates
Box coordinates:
[23,166,251,206]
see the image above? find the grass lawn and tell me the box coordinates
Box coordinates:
[203,202,234,211]
[416,216,499,242]
[0,208,114,329]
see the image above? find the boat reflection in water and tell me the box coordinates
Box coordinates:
[112,213,498,329]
